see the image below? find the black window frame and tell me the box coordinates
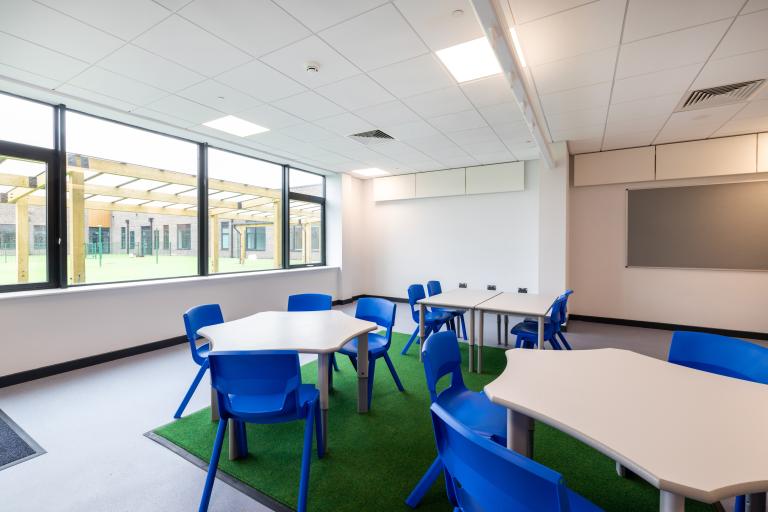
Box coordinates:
[285,166,326,269]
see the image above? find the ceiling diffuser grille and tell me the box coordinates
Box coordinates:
[348,129,395,145]
[676,79,765,111]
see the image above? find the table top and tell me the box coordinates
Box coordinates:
[475,292,554,316]
[418,289,501,309]
[484,348,768,502]
[199,310,378,354]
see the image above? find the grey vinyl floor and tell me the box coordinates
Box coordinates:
[0,302,750,511]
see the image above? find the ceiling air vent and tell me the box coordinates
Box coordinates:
[348,129,395,145]
[676,79,765,112]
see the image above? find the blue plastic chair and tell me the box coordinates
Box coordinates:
[402,284,452,355]
[338,297,403,408]
[521,290,574,350]
[427,280,468,340]
[287,293,339,372]
[199,350,322,512]
[668,331,768,512]
[511,293,569,350]
[175,304,223,419]
[429,402,602,512]
[406,330,507,508]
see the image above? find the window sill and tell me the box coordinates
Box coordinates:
[0,265,339,301]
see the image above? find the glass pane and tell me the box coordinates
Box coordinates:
[289,199,323,266]
[0,155,47,285]
[0,93,54,149]
[65,113,198,284]
[290,168,324,197]
[207,148,282,274]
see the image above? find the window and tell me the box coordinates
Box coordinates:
[177,224,191,250]
[120,226,126,250]
[221,221,230,250]
[33,225,46,251]
[65,112,198,284]
[207,148,282,274]
[288,168,324,266]
[163,225,169,250]
[0,94,54,149]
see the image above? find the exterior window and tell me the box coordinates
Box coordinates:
[177,224,191,250]
[288,168,324,266]
[65,112,198,284]
[33,225,46,250]
[290,224,303,251]
[163,225,169,250]
[246,226,266,251]
[0,224,16,249]
[311,225,320,252]
[221,221,230,250]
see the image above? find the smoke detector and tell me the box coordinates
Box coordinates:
[305,61,320,73]
[675,79,765,112]
[348,129,395,145]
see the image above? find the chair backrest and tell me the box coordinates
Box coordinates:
[668,331,768,384]
[548,295,568,329]
[356,297,396,345]
[407,284,427,322]
[430,403,572,512]
[208,350,303,419]
[183,304,224,365]
[426,280,443,297]
[422,331,465,402]
[287,293,332,312]
[559,290,573,324]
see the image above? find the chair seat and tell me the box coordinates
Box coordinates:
[424,310,452,324]
[510,320,557,340]
[436,388,507,443]
[567,488,603,512]
[338,333,388,356]
[196,343,211,360]
[227,384,318,421]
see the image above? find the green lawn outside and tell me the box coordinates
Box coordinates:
[0,254,278,286]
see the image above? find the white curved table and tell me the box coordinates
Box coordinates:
[198,310,377,458]
[484,349,768,511]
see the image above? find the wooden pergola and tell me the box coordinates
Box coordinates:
[0,154,321,283]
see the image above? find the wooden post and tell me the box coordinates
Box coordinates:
[70,169,86,284]
[15,197,29,283]
[210,215,219,273]
[239,226,246,265]
[273,200,282,269]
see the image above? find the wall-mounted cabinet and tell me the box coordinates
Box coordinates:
[372,174,415,201]
[415,168,465,198]
[656,134,757,180]
[759,133,768,173]
[574,147,655,186]
[466,162,524,194]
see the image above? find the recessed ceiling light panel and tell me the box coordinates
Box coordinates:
[352,167,390,178]
[203,115,269,137]
[436,37,502,83]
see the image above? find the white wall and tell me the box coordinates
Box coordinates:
[569,173,768,333]
[336,174,370,299]
[537,142,569,296]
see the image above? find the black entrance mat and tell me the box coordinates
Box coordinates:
[0,409,45,470]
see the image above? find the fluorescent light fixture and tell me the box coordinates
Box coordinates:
[436,37,502,83]
[510,27,527,68]
[203,115,269,137]
[352,167,390,178]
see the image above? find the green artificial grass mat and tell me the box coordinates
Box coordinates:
[153,332,714,512]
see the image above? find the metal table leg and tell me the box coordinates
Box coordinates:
[318,353,330,453]
[357,333,369,413]
[478,311,484,373]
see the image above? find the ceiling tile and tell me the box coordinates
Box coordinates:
[460,138,508,155]
[478,102,525,125]
[215,60,305,102]
[508,0,594,24]
[394,0,483,51]
[541,82,611,116]
[437,155,478,167]
[0,0,123,62]
[493,121,533,143]
[551,124,604,141]
[568,137,603,154]
[460,75,516,108]
[609,93,681,120]
[35,0,170,41]
[372,141,429,161]
[546,106,608,133]
[531,47,617,94]
[319,135,371,153]
[406,133,462,152]
[98,45,205,93]
[272,91,345,121]
[616,20,729,79]
[517,0,625,67]
[733,98,768,119]
[712,9,768,60]
[314,113,375,136]
[0,32,88,83]
[403,86,472,118]
[742,0,768,14]
[279,123,336,143]
[382,120,440,140]
[133,15,251,76]
[179,0,309,57]
[177,79,261,113]
[714,114,768,136]
[245,130,302,150]
[602,130,657,150]
[622,0,742,42]
[315,74,394,111]
[273,0,389,32]
[368,54,455,97]
[473,151,515,165]
[260,36,360,88]
[692,48,768,89]
[446,125,498,145]
[606,113,668,133]
[320,4,428,71]
[66,67,168,105]
[654,103,744,143]
[430,109,487,133]
[131,107,196,128]
[0,63,61,89]
[145,94,223,124]
[611,64,700,103]
[56,83,136,111]
[153,0,192,11]
[237,104,304,129]
[355,100,420,126]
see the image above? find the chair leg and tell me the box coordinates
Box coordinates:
[460,314,467,340]
[402,326,420,355]
[383,352,405,392]
[175,360,208,419]
[235,420,248,456]
[405,457,443,508]
[734,495,745,512]
[298,403,315,512]
[331,353,340,371]
[515,336,523,349]
[548,336,563,350]
[314,400,324,459]
[367,358,377,409]
[557,332,572,350]
[348,355,358,371]
[199,418,227,512]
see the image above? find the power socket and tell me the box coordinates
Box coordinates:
[518,287,528,293]
[487,284,496,291]
[458,282,467,288]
